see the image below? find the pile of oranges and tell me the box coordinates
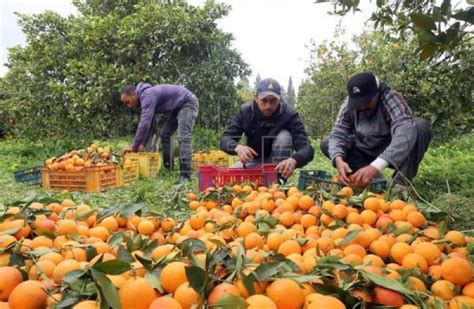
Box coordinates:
[44,144,115,172]
[0,184,473,309]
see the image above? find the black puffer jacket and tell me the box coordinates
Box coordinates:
[220,101,314,168]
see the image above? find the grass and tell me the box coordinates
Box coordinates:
[0,132,472,232]
[0,137,195,219]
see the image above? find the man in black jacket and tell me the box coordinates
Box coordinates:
[220,78,314,179]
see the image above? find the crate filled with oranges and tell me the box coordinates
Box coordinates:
[41,144,120,192]
[192,149,236,170]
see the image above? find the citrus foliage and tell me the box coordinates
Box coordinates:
[0,184,473,308]
[316,0,473,60]
[297,30,473,141]
[0,0,249,139]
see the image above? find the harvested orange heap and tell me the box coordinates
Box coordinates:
[44,143,116,172]
[0,184,473,309]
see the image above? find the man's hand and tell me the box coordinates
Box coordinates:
[123,146,134,154]
[235,145,257,164]
[350,165,379,188]
[334,156,353,184]
[275,158,297,179]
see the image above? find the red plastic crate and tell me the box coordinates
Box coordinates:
[198,164,278,191]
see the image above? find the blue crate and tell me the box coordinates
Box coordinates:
[14,166,42,185]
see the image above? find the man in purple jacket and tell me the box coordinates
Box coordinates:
[121,82,199,183]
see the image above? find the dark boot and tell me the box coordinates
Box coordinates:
[162,151,174,171]
[161,137,174,171]
[175,161,192,184]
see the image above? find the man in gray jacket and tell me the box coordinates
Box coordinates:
[121,82,199,183]
[320,72,432,192]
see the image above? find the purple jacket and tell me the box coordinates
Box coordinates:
[132,83,194,150]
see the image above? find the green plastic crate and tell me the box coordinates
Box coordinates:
[298,170,386,192]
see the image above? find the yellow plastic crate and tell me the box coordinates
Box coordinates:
[41,165,119,192]
[192,150,236,170]
[125,153,162,178]
[118,158,140,186]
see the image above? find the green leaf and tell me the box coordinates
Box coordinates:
[108,232,122,247]
[339,229,361,246]
[410,13,437,30]
[262,215,278,226]
[134,254,153,270]
[362,270,413,295]
[83,282,98,296]
[432,7,445,22]
[0,213,17,222]
[63,269,88,285]
[8,252,25,267]
[251,261,284,282]
[313,283,359,308]
[93,259,131,275]
[393,226,412,237]
[282,274,320,283]
[86,246,98,261]
[97,286,109,309]
[294,238,309,246]
[122,233,135,252]
[56,292,80,308]
[257,222,271,234]
[452,8,474,24]
[68,232,83,242]
[120,202,146,217]
[28,248,54,257]
[314,282,344,296]
[420,44,439,60]
[178,238,207,258]
[185,265,209,295]
[97,205,120,222]
[441,0,451,15]
[425,210,448,222]
[437,220,448,239]
[210,294,249,309]
[91,269,121,309]
[36,230,56,239]
[117,245,134,263]
[241,274,256,296]
[0,226,21,235]
[76,209,96,221]
[144,271,163,294]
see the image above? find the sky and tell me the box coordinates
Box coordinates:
[0,0,373,90]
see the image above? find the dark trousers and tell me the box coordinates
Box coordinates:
[146,96,199,176]
[320,118,432,185]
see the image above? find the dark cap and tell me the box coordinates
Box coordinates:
[347,72,380,109]
[256,78,281,99]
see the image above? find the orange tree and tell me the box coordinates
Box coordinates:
[297,29,473,141]
[0,0,249,140]
[315,0,473,61]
